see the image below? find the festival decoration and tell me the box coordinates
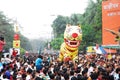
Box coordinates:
[13,20,20,50]
[13,40,20,48]
[58,24,82,62]
[14,33,20,40]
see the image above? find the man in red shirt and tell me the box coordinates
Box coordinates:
[12,48,18,57]
[0,36,5,52]
[0,36,6,59]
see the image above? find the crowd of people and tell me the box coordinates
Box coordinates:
[0,52,119,80]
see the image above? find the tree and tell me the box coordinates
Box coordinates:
[70,14,82,25]
[52,15,70,38]
[50,34,64,50]
[51,0,102,51]
[81,0,102,44]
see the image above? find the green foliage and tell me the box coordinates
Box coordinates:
[20,47,26,55]
[69,14,82,25]
[81,0,102,44]
[52,15,70,38]
[50,34,64,50]
[82,25,96,45]
[51,0,102,51]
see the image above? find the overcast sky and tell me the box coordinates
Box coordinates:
[0,0,91,39]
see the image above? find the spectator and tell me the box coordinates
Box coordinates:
[26,68,32,80]
[5,55,12,64]
[0,36,6,59]
[12,48,18,57]
[35,55,43,71]
[0,51,120,80]
[1,55,5,64]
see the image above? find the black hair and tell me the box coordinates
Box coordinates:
[82,67,88,76]
[3,74,7,79]
[70,70,74,75]
[36,69,40,73]
[38,55,43,59]
[63,73,69,80]
[49,73,55,79]
[63,68,67,73]
[75,68,81,73]
[71,76,77,80]
[48,71,52,76]
[90,72,98,79]
[77,74,82,80]
[53,66,60,74]
[27,68,33,74]
[1,55,4,58]
[116,67,120,73]
[22,74,26,79]
[43,68,48,75]
[0,36,4,41]
[55,76,61,80]
[82,70,88,76]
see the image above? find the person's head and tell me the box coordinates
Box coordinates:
[63,73,69,80]
[71,76,77,80]
[90,72,98,79]
[3,74,7,79]
[22,74,26,80]
[82,69,88,77]
[49,73,55,79]
[27,68,32,74]
[38,55,43,59]
[55,76,61,80]
[1,55,4,58]
[116,67,120,73]
[43,68,48,75]
[70,70,74,76]
[0,36,4,41]
[77,74,82,80]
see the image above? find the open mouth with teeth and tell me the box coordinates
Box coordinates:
[64,39,80,48]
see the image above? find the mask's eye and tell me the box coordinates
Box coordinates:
[66,28,72,33]
[78,29,82,33]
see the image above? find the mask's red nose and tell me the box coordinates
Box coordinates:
[72,33,78,38]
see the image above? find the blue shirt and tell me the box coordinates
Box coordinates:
[35,58,42,66]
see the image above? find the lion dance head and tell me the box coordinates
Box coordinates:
[58,24,82,62]
[64,24,82,48]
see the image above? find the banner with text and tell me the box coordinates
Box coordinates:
[102,0,120,45]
